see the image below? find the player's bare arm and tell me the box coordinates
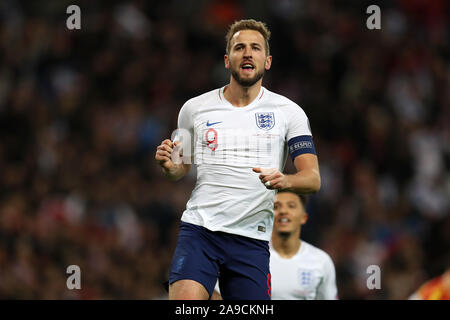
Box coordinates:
[253,153,320,193]
[155,139,191,181]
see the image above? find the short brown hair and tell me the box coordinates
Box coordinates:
[276,190,309,208]
[225,19,271,55]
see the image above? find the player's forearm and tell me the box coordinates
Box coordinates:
[162,163,191,181]
[284,169,321,193]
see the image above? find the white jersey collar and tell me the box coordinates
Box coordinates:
[218,85,265,109]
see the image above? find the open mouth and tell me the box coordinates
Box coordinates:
[241,63,255,71]
[278,217,291,224]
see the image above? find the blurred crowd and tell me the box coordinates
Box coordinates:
[0,0,448,299]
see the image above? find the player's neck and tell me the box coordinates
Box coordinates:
[223,79,262,107]
[273,233,301,259]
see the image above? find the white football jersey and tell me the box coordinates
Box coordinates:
[270,241,338,300]
[173,86,313,241]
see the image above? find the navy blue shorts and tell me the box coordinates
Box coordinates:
[169,222,271,300]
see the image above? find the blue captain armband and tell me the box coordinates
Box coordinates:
[288,135,316,160]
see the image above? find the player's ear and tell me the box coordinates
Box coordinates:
[300,212,308,225]
[224,54,230,69]
[265,55,272,70]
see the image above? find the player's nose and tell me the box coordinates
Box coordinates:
[243,46,252,57]
[276,209,288,216]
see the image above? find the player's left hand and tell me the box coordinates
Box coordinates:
[252,167,290,190]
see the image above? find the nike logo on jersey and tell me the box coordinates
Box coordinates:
[206,121,222,127]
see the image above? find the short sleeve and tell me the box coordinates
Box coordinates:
[284,104,312,141]
[281,103,316,159]
[177,101,194,136]
[172,100,195,158]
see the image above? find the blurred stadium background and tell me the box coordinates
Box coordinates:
[0,0,448,299]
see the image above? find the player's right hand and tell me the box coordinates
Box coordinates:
[155,139,178,171]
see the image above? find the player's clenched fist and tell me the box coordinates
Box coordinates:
[155,139,179,171]
[253,167,290,190]
[155,139,189,181]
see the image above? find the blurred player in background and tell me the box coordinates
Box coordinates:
[270,191,337,299]
[155,19,320,300]
[212,190,337,300]
[409,267,450,300]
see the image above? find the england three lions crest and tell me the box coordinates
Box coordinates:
[255,112,275,130]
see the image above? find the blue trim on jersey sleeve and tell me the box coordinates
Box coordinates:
[288,135,316,160]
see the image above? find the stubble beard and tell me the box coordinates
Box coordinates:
[230,63,265,88]
[277,231,292,240]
